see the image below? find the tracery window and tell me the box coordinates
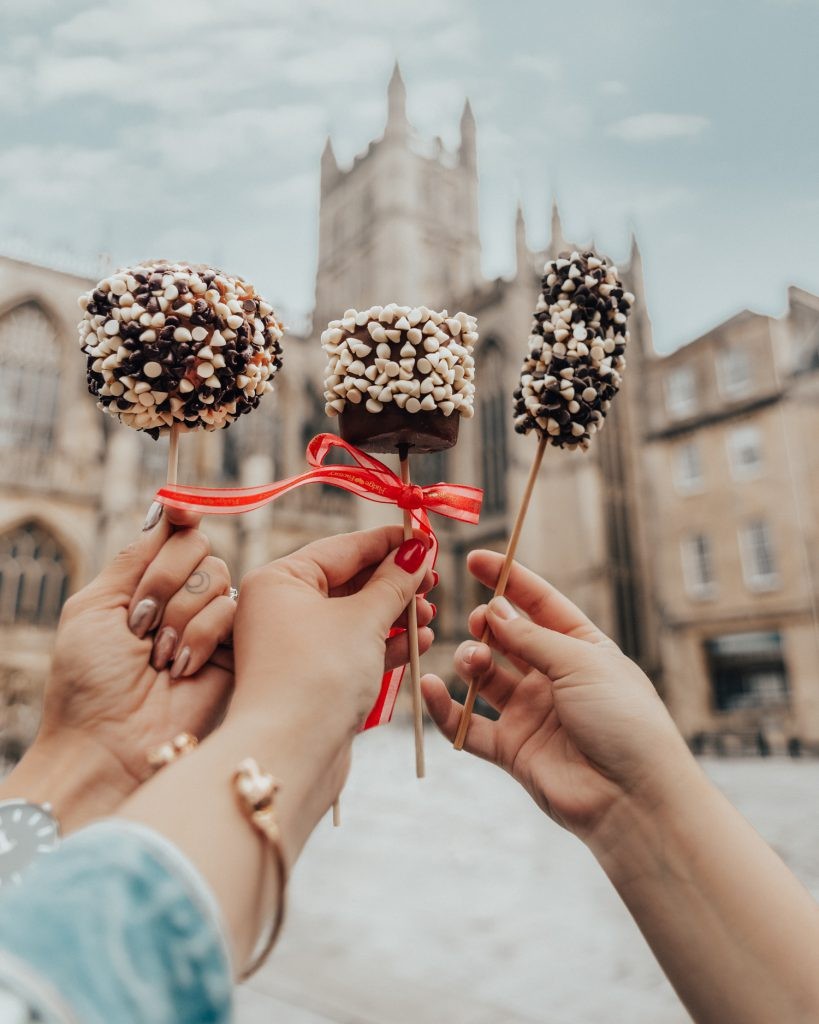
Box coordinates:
[0,521,71,627]
[479,340,508,517]
[0,303,60,452]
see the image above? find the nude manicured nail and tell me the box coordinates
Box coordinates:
[142,501,163,532]
[489,596,518,621]
[152,627,177,670]
[129,598,159,638]
[462,644,477,665]
[170,647,191,679]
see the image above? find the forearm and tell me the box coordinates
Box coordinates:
[0,730,136,833]
[590,757,819,1023]
[117,705,347,973]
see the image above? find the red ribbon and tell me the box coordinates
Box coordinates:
[155,434,483,729]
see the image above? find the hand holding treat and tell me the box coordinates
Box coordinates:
[79,261,284,438]
[322,302,478,778]
[454,250,633,748]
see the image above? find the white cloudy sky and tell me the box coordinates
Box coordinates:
[1,0,818,351]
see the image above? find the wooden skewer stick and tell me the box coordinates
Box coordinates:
[453,435,547,750]
[399,445,425,779]
[332,799,341,828]
[166,422,180,486]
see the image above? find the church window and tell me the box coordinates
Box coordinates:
[0,303,60,452]
[479,341,508,516]
[0,521,71,627]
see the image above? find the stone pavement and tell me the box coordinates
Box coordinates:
[236,727,819,1024]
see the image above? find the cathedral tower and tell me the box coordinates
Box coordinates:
[314,63,482,322]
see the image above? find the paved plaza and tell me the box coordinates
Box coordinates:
[237,727,819,1024]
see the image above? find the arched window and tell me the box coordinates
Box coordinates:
[413,448,448,488]
[0,522,71,627]
[0,303,60,452]
[479,340,508,516]
[301,389,351,507]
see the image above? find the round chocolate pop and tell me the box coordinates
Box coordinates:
[78,261,284,439]
[513,250,633,451]
[322,304,478,453]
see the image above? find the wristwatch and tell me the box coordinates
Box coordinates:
[0,800,60,887]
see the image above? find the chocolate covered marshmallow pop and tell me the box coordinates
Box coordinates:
[454,250,634,748]
[323,303,478,776]
[79,260,284,483]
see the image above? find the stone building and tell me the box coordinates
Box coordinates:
[643,287,819,749]
[0,64,816,760]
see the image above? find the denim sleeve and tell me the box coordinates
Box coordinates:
[0,819,233,1024]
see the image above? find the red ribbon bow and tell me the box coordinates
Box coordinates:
[155,433,483,729]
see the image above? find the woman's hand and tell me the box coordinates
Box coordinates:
[4,508,236,830]
[229,526,434,827]
[422,550,691,845]
[119,526,435,970]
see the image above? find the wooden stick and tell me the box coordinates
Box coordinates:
[453,435,547,750]
[399,446,425,779]
[166,423,180,486]
[332,799,341,827]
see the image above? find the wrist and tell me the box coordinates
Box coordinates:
[585,747,711,891]
[209,706,350,857]
[0,728,138,834]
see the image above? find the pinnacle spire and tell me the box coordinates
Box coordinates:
[515,200,529,275]
[386,60,407,134]
[458,97,476,170]
[550,197,565,254]
[629,230,642,267]
[320,135,338,193]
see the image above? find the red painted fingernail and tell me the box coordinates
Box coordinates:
[431,570,440,588]
[429,603,437,619]
[395,539,427,574]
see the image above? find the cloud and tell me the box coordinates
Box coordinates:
[600,80,628,97]
[607,113,710,142]
[512,54,562,81]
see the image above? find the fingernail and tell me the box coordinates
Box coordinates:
[152,627,177,670]
[142,501,163,532]
[429,603,437,619]
[489,596,518,621]
[129,598,159,638]
[169,647,191,680]
[395,539,427,574]
[462,643,478,665]
[431,570,440,588]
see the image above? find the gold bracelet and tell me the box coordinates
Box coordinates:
[146,739,287,977]
[233,758,288,979]
[146,732,198,771]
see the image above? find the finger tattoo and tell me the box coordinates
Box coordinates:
[185,570,211,595]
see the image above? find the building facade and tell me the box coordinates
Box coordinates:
[643,288,819,749]
[0,65,817,760]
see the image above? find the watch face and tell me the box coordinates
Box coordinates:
[0,802,59,887]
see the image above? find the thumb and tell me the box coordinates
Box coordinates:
[353,538,431,634]
[485,597,593,682]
